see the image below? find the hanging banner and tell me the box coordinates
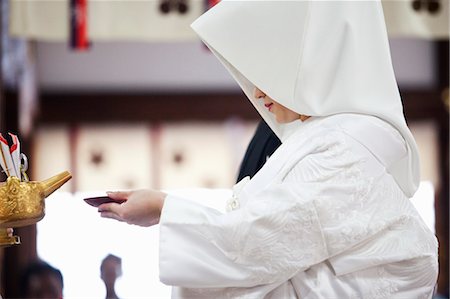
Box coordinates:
[205,0,220,12]
[18,42,38,137]
[159,0,190,15]
[70,0,90,50]
[8,0,449,41]
[382,0,449,39]
[10,0,204,42]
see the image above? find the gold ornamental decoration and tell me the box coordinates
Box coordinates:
[0,172,72,227]
[0,133,72,247]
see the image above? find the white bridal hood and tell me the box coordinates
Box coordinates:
[191,0,421,197]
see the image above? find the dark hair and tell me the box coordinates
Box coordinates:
[19,260,64,297]
[101,254,122,269]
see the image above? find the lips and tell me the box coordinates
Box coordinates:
[265,103,273,111]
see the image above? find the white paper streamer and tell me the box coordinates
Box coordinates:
[0,139,9,177]
[9,133,21,179]
[0,133,18,178]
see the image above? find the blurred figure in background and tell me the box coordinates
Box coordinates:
[100,254,122,299]
[19,260,63,299]
[237,120,281,182]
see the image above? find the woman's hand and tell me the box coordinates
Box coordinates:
[98,189,167,227]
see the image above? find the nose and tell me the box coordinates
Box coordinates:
[254,87,266,99]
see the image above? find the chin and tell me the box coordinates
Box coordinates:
[276,117,299,124]
[274,113,286,122]
[275,118,288,124]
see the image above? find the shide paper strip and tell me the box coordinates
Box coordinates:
[0,133,19,178]
[8,133,21,179]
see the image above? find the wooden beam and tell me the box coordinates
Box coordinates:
[401,89,447,123]
[33,92,259,125]
[27,89,446,125]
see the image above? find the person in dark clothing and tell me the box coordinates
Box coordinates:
[19,260,64,299]
[237,120,281,181]
[100,254,122,299]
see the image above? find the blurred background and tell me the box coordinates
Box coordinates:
[0,0,448,298]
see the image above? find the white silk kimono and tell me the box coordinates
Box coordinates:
[159,1,439,297]
[159,114,438,299]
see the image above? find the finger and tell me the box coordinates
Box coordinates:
[6,228,13,237]
[106,190,131,200]
[100,211,124,222]
[98,202,123,214]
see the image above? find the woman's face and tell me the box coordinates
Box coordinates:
[253,87,303,123]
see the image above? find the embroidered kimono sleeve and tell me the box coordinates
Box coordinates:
[159,184,327,288]
[158,137,337,288]
[159,132,403,288]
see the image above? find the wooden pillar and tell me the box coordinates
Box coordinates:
[0,1,40,293]
[1,90,38,298]
[0,1,3,134]
[435,40,449,297]
[0,29,39,298]
[0,1,5,295]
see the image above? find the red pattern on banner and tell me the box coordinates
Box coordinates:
[206,0,220,10]
[77,0,88,49]
[70,0,90,51]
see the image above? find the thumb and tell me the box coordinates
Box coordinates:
[106,190,131,200]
